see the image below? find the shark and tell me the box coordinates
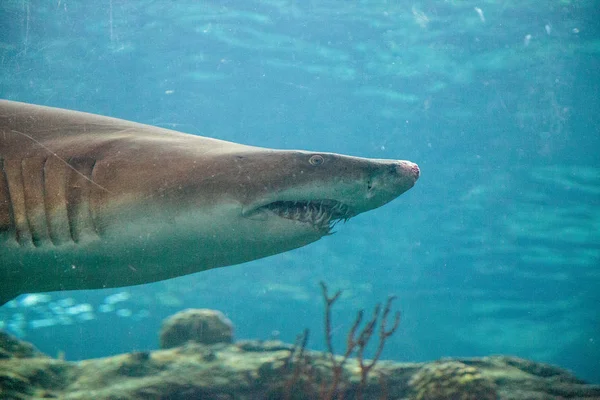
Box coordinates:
[0,100,419,305]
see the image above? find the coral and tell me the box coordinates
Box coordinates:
[281,281,401,400]
[319,281,400,400]
[408,360,498,400]
[159,308,234,348]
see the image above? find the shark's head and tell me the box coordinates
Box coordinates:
[218,149,420,237]
[92,146,419,275]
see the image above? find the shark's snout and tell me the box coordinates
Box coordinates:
[396,160,420,182]
[384,160,420,188]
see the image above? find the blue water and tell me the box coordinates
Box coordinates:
[1,0,599,384]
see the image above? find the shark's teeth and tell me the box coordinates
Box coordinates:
[263,199,352,232]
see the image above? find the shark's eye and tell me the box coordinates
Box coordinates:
[309,155,324,166]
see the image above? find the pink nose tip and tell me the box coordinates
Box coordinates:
[396,161,420,181]
[411,163,420,180]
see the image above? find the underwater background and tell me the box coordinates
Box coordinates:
[1,0,599,385]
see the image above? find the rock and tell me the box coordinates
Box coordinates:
[159,308,234,348]
[0,370,30,394]
[408,360,498,400]
[116,351,162,377]
[0,331,46,359]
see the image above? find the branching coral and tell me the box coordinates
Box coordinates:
[282,281,401,400]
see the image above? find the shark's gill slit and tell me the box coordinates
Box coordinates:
[3,159,32,245]
[41,157,55,246]
[21,157,51,247]
[0,158,16,236]
[44,155,72,246]
[85,159,100,238]
[88,158,102,237]
[41,157,51,244]
[66,157,98,243]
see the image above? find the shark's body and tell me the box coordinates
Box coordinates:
[0,100,419,305]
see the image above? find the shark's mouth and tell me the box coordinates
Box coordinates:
[261,199,352,232]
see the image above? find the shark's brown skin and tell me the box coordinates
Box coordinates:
[0,100,419,305]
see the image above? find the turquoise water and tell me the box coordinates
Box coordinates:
[1,0,599,384]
